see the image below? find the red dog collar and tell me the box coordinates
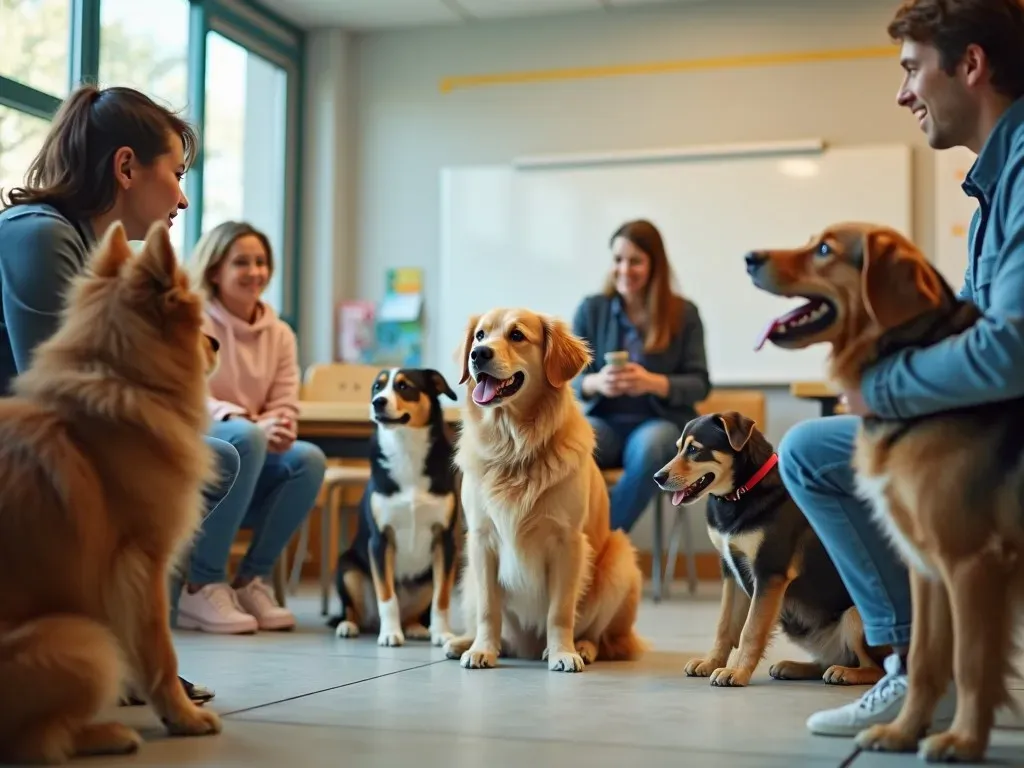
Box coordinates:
[723,453,779,501]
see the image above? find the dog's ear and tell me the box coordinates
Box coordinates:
[716,411,757,452]
[90,220,133,278]
[861,230,944,330]
[457,314,481,384]
[542,315,592,388]
[425,368,457,400]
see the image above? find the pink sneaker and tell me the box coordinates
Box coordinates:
[177,583,259,634]
[234,578,296,631]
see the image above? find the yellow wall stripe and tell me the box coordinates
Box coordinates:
[439,44,896,94]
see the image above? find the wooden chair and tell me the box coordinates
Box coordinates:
[656,389,768,600]
[290,363,379,615]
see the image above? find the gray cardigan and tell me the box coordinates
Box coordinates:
[571,293,711,430]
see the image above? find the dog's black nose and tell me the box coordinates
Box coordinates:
[744,251,767,273]
[372,396,387,411]
[653,469,669,486]
[470,345,493,363]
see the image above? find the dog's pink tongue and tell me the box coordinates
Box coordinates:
[472,375,499,404]
[754,318,781,352]
[671,490,686,506]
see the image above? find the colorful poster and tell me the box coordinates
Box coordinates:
[374,268,424,367]
[336,300,376,363]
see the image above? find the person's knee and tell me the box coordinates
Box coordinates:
[216,418,269,460]
[777,419,820,482]
[287,440,327,480]
[203,437,240,509]
[629,419,680,470]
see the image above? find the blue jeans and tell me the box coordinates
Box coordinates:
[588,416,679,533]
[189,418,326,584]
[203,436,240,514]
[778,415,912,648]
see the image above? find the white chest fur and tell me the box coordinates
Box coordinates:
[854,471,937,579]
[375,427,453,579]
[707,527,763,597]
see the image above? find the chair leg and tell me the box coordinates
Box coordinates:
[651,495,664,603]
[320,485,335,616]
[289,518,310,594]
[682,507,698,595]
[273,556,287,607]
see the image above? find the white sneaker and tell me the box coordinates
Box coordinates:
[234,578,296,631]
[177,583,259,634]
[807,653,957,737]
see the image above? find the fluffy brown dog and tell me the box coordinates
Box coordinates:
[0,222,222,764]
[746,222,1022,763]
[443,308,645,672]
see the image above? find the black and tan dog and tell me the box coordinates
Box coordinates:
[653,411,889,688]
[746,222,1024,763]
[328,368,461,647]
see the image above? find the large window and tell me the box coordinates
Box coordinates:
[0,105,49,197]
[202,30,288,313]
[0,0,71,98]
[99,0,190,254]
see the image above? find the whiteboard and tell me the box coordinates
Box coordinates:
[438,144,912,387]
[933,145,978,290]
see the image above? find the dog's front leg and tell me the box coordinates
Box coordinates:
[129,562,221,737]
[545,531,586,673]
[369,528,403,646]
[461,527,502,669]
[428,523,457,646]
[709,575,789,687]
[686,571,749,677]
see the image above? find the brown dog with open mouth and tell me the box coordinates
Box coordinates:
[746,221,1022,763]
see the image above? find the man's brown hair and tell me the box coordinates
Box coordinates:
[887,0,1024,99]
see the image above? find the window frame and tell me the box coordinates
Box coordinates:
[0,0,305,331]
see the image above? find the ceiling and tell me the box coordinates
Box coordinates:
[260,0,709,31]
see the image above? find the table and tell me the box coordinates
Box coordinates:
[297,401,462,457]
[790,381,845,417]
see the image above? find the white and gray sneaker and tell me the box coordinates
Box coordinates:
[807,653,957,737]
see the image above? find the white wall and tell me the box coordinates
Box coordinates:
[301,0,953,553]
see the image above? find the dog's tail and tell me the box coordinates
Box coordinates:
[592,529,649,662]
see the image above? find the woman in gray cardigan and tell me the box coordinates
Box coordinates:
[572,219,710,533]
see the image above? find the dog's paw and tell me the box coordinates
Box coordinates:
[75,722,144,756]
[769,660,825,681]
[855,723,921,754]
[460,647,498,669]
[334,620,360,639]
[443,634,473,659]
[430,628,455,647]
[377,629,405,647]
[822,664,884,686]
[162,706,221,737]
[709,667,751,687]
[917,730,985,763]
[684,657,721,678]
[575,640,598,665]
[403,623,431,641]
[548,650,586,673]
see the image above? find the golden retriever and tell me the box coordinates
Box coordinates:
[442,308,645,672]
[747,222,1022,762]
[0,221,223,763]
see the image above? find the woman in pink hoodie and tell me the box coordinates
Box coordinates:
[180,221,326,634]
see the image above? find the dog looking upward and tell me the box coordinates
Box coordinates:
[0,222,222,764]
[443,308,645,672]
[331,367,461,648]
[746,222,1022,763]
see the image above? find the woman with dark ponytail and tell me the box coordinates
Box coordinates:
[0,83,239,706]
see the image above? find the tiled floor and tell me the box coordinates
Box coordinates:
[84,582,1023,767]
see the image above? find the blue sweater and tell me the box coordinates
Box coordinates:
[862,96,1024,418]
[571,292,711,430]
[0,202,96,394]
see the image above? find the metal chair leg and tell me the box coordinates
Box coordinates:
[320,485,334,616]
[289,518,310,594]
[651,495,664,602]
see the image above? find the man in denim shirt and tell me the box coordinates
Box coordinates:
[778,0,1024,738]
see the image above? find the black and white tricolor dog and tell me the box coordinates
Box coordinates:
[330,368,461,647]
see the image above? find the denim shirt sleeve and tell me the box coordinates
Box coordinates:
[861,156,1024,419]
[0,211,87,373]
[664,301,711,407]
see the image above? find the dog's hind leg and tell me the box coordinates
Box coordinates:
[818,607,886,685]
[0,616,141,764]
[857,567,953,755]
[428,522,457,646]
[334,566,368,639]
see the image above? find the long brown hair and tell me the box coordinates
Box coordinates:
[188,220,274,302]
[602,219,684,354]
[1,84,199,218]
